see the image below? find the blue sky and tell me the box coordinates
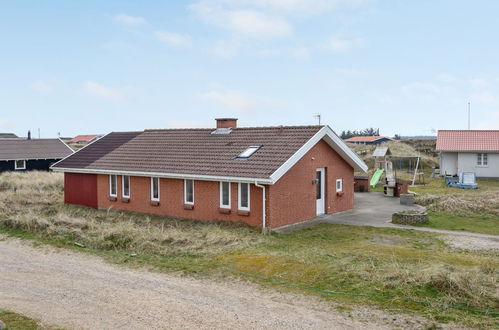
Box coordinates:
[1,0,499,138]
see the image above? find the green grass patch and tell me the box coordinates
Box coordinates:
[416,211,499,235]
[0,171,498,329]
[0,310,43,330]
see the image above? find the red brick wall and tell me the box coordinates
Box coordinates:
[64,173,98,208]
[96,175,263,226]
[63,139,355,228]
[267,140,354,228]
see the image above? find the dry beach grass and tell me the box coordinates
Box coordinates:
[0,171,497,328]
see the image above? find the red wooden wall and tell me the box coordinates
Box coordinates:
[64,173,98,208]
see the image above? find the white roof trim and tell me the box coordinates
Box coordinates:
[50,133,109,169]
[269,126,368,184]
[58,137,76,154]
[52,126,367,185]
[51,167,273,184]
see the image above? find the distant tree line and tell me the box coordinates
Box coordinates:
[340,128,380,139]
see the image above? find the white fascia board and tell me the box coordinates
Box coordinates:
[51,167,273,184]
[269,126,368,184]
[50,132,110,170]
[322,126,369,172]
[58,138,76,154]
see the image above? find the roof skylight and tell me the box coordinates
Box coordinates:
[237,146,261,159]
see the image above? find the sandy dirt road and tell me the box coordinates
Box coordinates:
[0,236,432,330]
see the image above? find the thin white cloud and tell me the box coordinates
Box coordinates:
[0,118,11,129]
[191,0,364,15]
[113,14,147,27]
[166,120,207,128]
[227,10,292,39]
[401,82,441,95]
[155,31,193,48]
[83,81,124,102]
[190,2,292,39]
[472,91,499,106]
[320,36,363,53]
[32,80,55,94]
[477,112,499,129]
[208,39,242,58]
[291,46,310,59]
[198,89,255,112]
[255,48,281,57]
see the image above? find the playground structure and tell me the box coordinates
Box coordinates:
[445,172,478,189]
[370,146,424,197]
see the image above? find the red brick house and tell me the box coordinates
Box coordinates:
[52,119,367,230]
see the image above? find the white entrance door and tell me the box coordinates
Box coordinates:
[316,168,325,215]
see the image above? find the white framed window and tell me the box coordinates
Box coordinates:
[122,175,130,198]
[184,179,194,204]
[109,175,117,197]
[14,160,26,170]
[151,177,160,201]
[238,182,250,211]
[477,153,488,166]
[237,146,261,159]
[220,181,231,208]
[336,178,343,192]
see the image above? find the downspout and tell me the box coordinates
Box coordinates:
[254,182,266,234]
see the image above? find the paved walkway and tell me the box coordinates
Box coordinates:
[276,193,499,239]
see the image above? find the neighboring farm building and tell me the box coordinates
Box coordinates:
[0,133,18,138]
[437,130,499,178]
[344,136,393,145]
[68,135,102,144]
[0,138,74,172]
[52,118,368,229]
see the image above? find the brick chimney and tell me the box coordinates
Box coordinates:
[215,118,238,129]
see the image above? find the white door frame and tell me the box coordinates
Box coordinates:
[316,168,325,215]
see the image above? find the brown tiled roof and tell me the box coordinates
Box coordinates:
[52,126,323,179]
[436,130,499,151]
[0,138,74,160]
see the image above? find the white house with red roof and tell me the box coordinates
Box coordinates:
[436,130,499,178]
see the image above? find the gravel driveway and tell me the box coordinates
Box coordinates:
[0,236,437,330]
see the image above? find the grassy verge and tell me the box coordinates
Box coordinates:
[0,310,43,330]
[0,172,498,328]
[369,176,499,235]
[414,211,499,235]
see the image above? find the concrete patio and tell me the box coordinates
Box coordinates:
[275,192,499,240]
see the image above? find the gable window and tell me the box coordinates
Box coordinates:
[109,175,117,197]
[14,160,26,170]
[122,175,130,198]
[184,179,194,204]
[336,179,343,192]
[477,153,488,166]
[151,177,160,201]
[237,146,261,159]
[220,182,231,208]
[238,183,250,211]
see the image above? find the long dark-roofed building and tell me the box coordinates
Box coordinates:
[0,137,74,172]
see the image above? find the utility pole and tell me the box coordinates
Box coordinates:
[468,102,471,130]
[38,128,40,138]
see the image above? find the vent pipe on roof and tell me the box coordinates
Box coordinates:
[216,118,238,129]
[27,130,31,140]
